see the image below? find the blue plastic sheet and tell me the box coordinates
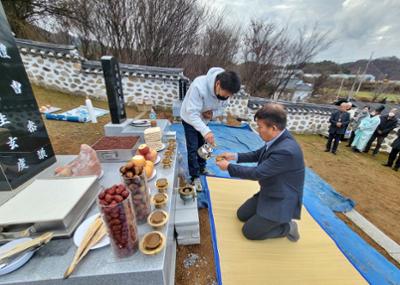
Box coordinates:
[171,122,355,211]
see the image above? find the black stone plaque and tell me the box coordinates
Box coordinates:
[0,3,56,191]
[179,78,189,100]
[101,56,127,124]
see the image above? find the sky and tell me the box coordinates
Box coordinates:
[201,0,400,63]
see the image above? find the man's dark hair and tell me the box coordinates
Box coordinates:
[254,103,287,130]
[216,71,241,94]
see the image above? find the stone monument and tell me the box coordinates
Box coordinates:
[0,4,55,191]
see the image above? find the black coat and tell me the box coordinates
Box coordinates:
[375,115,398,137]
[328,110,350,135]
[227,130,305,223]
[392,129,400,150]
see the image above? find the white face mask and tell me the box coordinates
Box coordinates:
[389,112,395,117]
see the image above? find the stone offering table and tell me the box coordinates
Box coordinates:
[0,150,179,285]
[104,119,171,139]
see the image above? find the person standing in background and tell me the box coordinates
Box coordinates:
[363,109,398,156]
[351,105,385,152]
[383,129,400,171]
[325,102,350,154]
[347,105,371,147]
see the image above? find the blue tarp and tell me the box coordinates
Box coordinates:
[171,122,355,211]
[171,122,400,285]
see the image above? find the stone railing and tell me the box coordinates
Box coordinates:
[16,38,187,107]
[247,98,399,153]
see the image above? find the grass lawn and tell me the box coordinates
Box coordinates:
[330,88,400,102]
[32,84,150,154]
[295,134,400,244]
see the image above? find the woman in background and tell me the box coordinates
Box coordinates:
[351,105,384,152]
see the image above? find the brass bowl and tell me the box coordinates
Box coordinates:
[162,163,172,169]
[147,210,169,230]
[162,158,172,164]
[156,178,168,193]
[151,193,168,209]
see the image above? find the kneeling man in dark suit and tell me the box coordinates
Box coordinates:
[216,104,305,241]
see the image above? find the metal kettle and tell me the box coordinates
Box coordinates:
[197,143,215,160]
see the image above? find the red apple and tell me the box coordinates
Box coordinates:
[138,144,150,155]
[145,149,158,162]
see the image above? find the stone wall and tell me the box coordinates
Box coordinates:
[247,100,399,153]
[225,88,250,118]
[16,39,185,107]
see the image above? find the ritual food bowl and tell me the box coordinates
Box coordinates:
[162,157,172,164]
[162,163,172,169]
[147,210,169,230]
[215,156,225,162]
[155,178,168,193]
[151,193,168,209]
[139,231,166,255]
[164,149,174,156]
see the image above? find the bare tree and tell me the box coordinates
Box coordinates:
[241,20,287,97]
[133,0,206,66]
[182,11,241,78]
[272,24,332,100]
[241,20,331,99]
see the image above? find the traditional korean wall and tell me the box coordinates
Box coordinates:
[225,88,250,118]
[16,39,184,108]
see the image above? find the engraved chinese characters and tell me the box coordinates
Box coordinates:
[101,56,127,124]
[0,3,55,190]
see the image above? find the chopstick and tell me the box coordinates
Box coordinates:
[0,232,53,262]
[63,216,105,279]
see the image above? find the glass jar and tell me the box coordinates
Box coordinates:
[122,172,151,224]
[98,187,139,258]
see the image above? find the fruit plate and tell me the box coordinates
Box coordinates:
[148,170,157,181]
[131,120,151,127]
[73,214,110,250]
[154,156,161,165]
[0,238,34,276]
[156,144,166,152]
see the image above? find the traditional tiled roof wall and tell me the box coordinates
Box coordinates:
[247,98,399,153]
[16,38,186,107]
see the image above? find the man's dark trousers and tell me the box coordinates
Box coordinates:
[237,195,290,240]
[388,148,400,169]
[364,132,385,154]
[326,132,341,153]
[182,120,206,179]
